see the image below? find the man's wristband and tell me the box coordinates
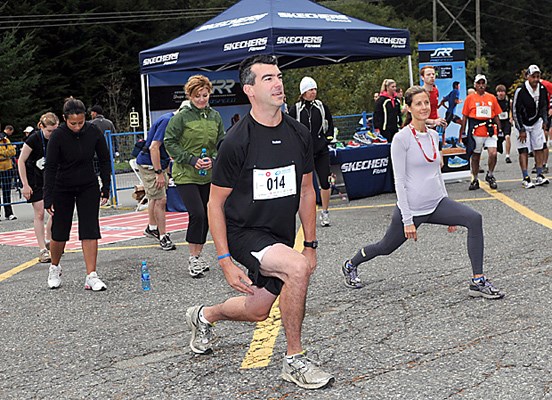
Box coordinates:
[217,253,231,260]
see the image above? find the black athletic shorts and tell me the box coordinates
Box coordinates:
[500,119,512,136]
[51,182,101,242]
[227,226,288,296]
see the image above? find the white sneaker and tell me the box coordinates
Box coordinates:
[188,256,205,278]
[522,178,536,189]
[84,271,107,291]
[47,265,62,289]
[535,175,549,186]
[319,211,330,227]
[39,249,51,263]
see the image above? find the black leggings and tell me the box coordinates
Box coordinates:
[176,183,210,245]
[351,197,484,276]
[314,151,331,190]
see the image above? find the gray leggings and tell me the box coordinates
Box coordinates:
[351,197,484,275]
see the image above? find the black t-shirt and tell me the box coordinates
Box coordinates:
[24,131,48,187]
[212,113,314,245]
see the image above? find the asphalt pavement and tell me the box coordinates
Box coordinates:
[0,151,550,400]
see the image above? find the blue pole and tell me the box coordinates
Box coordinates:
[105,130,118,208]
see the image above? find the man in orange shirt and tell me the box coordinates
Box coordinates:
[459,74,502,190]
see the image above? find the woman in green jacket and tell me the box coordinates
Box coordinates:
[165,75,225,278]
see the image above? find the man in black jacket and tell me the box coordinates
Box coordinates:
[512,64,550,188]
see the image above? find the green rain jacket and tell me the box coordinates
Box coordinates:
[164,101,225,185]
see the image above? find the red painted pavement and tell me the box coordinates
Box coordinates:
[0,211,189,250]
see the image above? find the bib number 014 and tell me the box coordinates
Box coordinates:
[253,164,297,200]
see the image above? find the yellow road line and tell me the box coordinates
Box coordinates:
[0,259,39,282]
[240,228,305,369]
[479,181,552,229]
[326,196,495,212]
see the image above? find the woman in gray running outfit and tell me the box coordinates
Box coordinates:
[342,85,504,299]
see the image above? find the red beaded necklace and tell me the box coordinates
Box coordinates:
[409,124,437,162]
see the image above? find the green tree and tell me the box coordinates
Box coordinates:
[0,30,41,138]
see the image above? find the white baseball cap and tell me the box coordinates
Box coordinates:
[474,74,487,84]
[526,64,541,76]
[24,126,34,133]
[300,77,317,94]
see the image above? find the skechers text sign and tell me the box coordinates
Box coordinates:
[341,158,389,174]
[368,37,407,48]
[278,12,350,23]
[429,48,453,58]
[142,52,179,67]
[197,13,268,31]
[223,37,268,52]
[276,36,323,48]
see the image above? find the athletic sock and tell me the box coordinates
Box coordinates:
[199,308,212,325]
[149,224,158,230]
[537,167,543,176]
[522,170,529,179]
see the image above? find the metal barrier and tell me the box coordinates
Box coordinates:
[333,112,373,142]
[0,141,26,212]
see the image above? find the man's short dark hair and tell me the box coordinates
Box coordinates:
[4,125,14,131]
[90,105,103,114]
[453,81,460,89]
[239,55,278,86]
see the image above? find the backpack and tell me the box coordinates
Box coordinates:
[295,99,329,136]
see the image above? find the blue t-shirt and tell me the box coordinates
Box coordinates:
[136,111,174,168]
[444,89,460,115]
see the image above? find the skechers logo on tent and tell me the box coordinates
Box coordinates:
[341,158,389,174]
[223,37,268,52]
[197,13,268,31]
[369,36,407,48]
[142,53,179,67]
[276,36,323,48]
[429,48,453,58]
[278,12,350,23]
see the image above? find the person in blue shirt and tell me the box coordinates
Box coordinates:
[439,81,462,126]
[136,111,176,251]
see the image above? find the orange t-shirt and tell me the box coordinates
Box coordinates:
[462,92,501,137]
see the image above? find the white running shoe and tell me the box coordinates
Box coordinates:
[84,271,107,291]
[39,249,51,263]
[535,175,549,186]
[188,256,205,278]
[320,211,330,227]
[522,178,535,189]
[47,265,62,289]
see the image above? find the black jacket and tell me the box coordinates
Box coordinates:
[513,82,549,130]
[373,94,401,142]
[43,122,111,208]
[288,99,334,155]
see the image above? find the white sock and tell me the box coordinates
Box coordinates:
[199,308,212,325]
[149,224,157,230]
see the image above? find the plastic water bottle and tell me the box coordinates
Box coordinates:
[198,148,208,176]
[141,261,151,291]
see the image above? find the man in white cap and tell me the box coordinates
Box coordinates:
[289,76,334,227]
[512,64,550,188]
[459,74,502,191]
[23,126,34,141]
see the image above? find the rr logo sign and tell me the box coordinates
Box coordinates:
[429,47,453,57]
[211,79,236,94]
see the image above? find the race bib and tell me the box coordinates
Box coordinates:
[498,111,508,120]
[476,105,492,119]
[253,164,297,200]
[36,157,45,170]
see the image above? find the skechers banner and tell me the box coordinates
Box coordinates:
[197,13,268,31]
[223,37,267,52]
[277,12,351,23]
[330,145,394,199]
[276,36,323,48]
[142,53,179,67]
[368,37,408,49]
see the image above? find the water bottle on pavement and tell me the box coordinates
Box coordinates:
[141,261,151,291]
[198,148,208,176]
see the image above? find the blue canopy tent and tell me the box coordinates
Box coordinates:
[139,0,411,127]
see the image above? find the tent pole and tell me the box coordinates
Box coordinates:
[408,55,414,87]
[140,74,148,138]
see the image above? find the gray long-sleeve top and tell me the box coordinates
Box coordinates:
[391,125,448,225]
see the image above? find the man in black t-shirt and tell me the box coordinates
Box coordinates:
[184,55,334,390]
